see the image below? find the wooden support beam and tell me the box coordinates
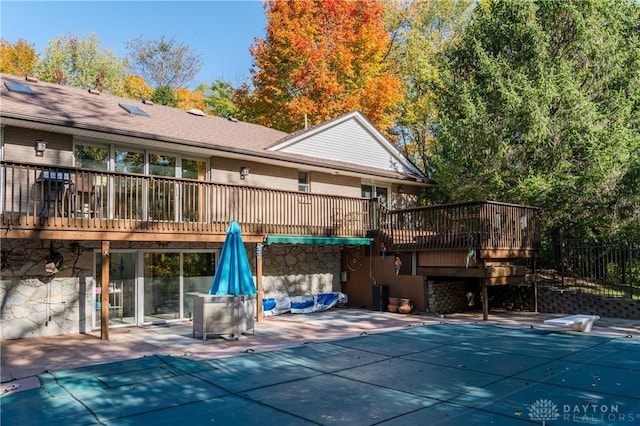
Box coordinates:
[100,240,110,340]
[482,280,488,321]
[1,229,260,243]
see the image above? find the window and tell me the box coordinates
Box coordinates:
[298,171,310,192]
[362,184,388,205]
[73,142,208,222]
[181,158,207,222]
[74,144,109,170]
[114,149,145,220]
[149,153,177,177]
[182,158,207,180]
[114,149,145,174]
[148,153,177,220]
[74,144,110,218]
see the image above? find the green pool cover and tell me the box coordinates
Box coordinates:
[2,324,639,425]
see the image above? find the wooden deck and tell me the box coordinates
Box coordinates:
[1,161,371,242]
[373,201,542,305]
[1,162,542,261]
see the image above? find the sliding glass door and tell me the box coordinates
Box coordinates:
[94,250,217,329]
[95,252,137,328]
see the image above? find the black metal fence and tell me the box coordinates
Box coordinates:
[538,237,640,299]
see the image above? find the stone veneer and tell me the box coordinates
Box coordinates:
[1,240,95,339]
[1,239,342,339]
[258,244,342,298]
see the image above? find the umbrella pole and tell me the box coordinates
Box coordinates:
[256,243,263,322]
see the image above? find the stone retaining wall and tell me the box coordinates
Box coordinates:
[538,286,640,319]
[426,280,475,314]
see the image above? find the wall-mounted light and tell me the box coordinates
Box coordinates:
[240,167,250,179]
[397,185,405,194]
[35,140,47,156]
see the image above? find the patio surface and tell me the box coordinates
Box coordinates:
[2,309,639,425]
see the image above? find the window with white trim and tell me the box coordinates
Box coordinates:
[298,171,310,192]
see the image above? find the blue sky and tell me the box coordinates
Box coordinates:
[0,1,267,88]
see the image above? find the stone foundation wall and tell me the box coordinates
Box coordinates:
[1,239,342,339]
[1,240,95,339]
[538,286,640,319]
[259,244,341,298]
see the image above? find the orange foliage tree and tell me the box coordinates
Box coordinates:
[0,38,38,76]
[176,87,205,111]
[122,74,153,100]
[236,0,403,137]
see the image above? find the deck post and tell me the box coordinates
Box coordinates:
[533,257,538,313]
[256,243,263,322]
[100,240,110,340]
[481,279,488,321]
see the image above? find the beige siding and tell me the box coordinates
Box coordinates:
[210,157,363,198]
[211,158,298,190]
[3,127,74,167]
[310,172,361,198]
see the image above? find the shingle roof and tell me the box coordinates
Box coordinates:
[0,74,432,184]
[0,74,286,150]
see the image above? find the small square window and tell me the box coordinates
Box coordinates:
[298,171,310,192]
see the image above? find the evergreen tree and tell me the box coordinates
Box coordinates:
[151,85,178,107]
[434,0,640,237]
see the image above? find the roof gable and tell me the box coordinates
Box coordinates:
[268,112,424,177]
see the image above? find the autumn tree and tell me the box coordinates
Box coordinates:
[122,74,153,100]
[176,87,206,111]
[433,0,640,237]
[236,0,403,137]
[36,33,128,95]
[384,0,473,173]
[126,35,202,89]
[0,38,38,76]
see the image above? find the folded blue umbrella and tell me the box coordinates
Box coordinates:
[209,221,257,296]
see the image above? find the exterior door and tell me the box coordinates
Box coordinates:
[141,251,216,323]
[95,250,217,328]
[143,252,181,322]
[95,251,137,328]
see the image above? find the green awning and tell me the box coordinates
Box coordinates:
[264,235,372,246]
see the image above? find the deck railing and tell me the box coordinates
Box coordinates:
[0,161,370,237]
[378,200,542,253]
[1,162,543,252]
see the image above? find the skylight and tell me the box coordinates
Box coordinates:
[4,80,35,95]
[119,103,148,116]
